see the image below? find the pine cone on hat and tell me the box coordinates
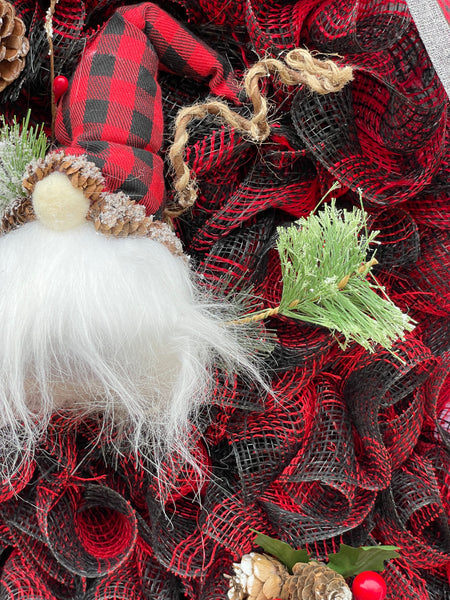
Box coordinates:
[226,552,290,600]
[0,196,35,233]
[87,192,184,255]
[22,151,105,204]
[88,192,155,238]
[0,0,29,92]
[281,561,352,600]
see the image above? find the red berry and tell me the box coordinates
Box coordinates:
[352,571,387,600]
[53,75,69,102]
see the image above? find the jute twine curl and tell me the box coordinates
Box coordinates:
[165,49,353,219]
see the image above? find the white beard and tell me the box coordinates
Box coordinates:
[0,220,262,481]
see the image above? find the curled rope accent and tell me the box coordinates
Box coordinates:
[165,49,353,218]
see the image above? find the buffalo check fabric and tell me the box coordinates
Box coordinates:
[55,2,239,216]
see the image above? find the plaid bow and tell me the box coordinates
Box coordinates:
[55,2,239,216]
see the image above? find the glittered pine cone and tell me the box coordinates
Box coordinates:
[227,553,290,600]
[281,561,352,600]
[88,192,153,238]
[0,0,29,92]
[88,192,185,256]
[0,196,35,233]
[22,151,106,204]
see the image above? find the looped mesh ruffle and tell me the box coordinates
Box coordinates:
[290,63,446,207]
[0,479,138,590]
[0,458,34,503]
[0,551,58,600]
[43,484,138,577]
[369,208,420,267]
[389,229,450,318]
[423,354,450,448]
[343,337,434,487]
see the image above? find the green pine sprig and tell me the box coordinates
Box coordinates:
[0,110,48,215]
[233,200,415,354]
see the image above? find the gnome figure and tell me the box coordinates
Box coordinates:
[0,3,259,481]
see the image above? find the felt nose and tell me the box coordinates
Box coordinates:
[31,171,90,231]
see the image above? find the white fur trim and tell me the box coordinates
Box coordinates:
[0,221,263,483]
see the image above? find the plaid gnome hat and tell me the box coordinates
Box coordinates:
[50,2,239,218]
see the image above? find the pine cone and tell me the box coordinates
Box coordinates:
[144,219,185,257]
[88,191,151,237]
[0,0,29,92]
[89,191,185,255]
[281,561,352,600]
[23,151,105,204]
[0,196,35,233]
[226,553,290,600]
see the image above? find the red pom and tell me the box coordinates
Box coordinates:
[53,75,69,102]
[352,572,387,600]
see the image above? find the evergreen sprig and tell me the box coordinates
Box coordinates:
[234,200,415,353]
[0,110,48,215]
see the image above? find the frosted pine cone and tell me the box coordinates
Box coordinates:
[88,192,151,238]
[226,553,290,600]
[0,0,29,92]
[88,192,185,255]
[281,561,352,600]
[0,196,35,233]
[23,152,105,204]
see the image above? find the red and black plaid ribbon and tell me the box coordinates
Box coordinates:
[55,2,238,216]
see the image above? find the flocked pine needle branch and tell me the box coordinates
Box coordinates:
[0,110,48,216]
[232,199,415,353]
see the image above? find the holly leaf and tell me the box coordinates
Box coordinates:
[327,544,401,578]
[252,531,310,571]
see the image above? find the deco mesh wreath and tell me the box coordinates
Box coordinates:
[0,1,448,600]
